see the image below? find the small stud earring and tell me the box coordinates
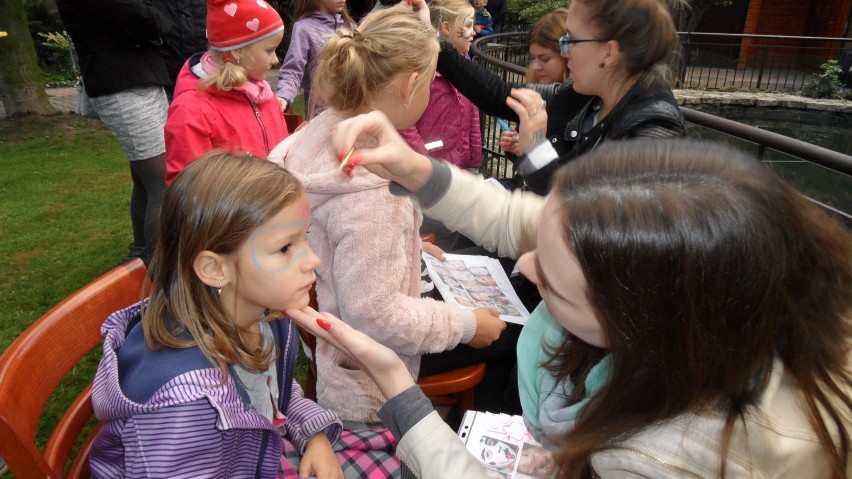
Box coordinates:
[599,62,605,68]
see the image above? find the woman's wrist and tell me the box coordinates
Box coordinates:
[372,363,416,400]
[377,385,435,439]
[408,158,451,208]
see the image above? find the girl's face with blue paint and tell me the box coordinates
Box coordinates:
[228,194,320,328]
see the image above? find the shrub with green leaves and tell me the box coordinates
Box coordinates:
[507,0,570,31]
[802,60,845,100]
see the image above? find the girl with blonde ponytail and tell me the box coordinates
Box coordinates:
[270,6,508,427]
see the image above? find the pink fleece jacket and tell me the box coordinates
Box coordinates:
[399,72,482,170]
[269,110,473,423]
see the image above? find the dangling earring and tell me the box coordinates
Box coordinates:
[217,282,223,296]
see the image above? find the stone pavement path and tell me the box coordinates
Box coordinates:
[0,86,78,119]
[0,70,283,119]
[2,80,850,120]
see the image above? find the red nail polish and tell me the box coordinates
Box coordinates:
[348,153,362,167]
[337,147,348,161]
[317,318,331,330]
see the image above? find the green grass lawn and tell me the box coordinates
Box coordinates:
[0,113,132,449]
[1,95,307,455]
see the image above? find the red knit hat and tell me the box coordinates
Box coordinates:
[207,0,284,51]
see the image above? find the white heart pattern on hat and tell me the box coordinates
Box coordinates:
[224,3,237,16]
[246,18,260,31]
[257,0,269,8]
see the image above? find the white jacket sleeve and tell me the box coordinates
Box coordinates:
[421,166,545,259]
[378,386,488,479]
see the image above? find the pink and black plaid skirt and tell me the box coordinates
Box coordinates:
[280,428,402,478]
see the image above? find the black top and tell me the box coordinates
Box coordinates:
[152,0,208,95]
[437,41,686,195]
[56,0,171,97]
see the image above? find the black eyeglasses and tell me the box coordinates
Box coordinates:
[558,34,610,56]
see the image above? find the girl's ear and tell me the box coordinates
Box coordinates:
[230,46,248,65]
[193,251,231,289]
[439,20,452,38]
[401,71,421,104]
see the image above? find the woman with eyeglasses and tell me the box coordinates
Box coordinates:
[438,0,686,195]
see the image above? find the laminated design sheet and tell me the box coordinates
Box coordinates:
[423,253,531,325]
[458,411,553,478]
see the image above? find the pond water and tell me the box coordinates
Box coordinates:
[687,105,851,216]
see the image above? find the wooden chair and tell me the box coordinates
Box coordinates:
[284,112,304,133]
[0,259,147,479]
[297,286,487,416]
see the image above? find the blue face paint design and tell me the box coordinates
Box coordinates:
[249,220,308,273]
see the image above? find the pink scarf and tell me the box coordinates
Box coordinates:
[200,52,275,104]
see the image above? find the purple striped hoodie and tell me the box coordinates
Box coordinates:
[89,301,342,478]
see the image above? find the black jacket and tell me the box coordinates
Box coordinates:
[56,0,171,97]
[437,42,685,195]
[153,0,208,94]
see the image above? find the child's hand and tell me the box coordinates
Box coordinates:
[469,308,505,348]
[277,97,289,114]
[499,129,521,155]
[423,241,445,261]
[505,88,549,154]
[300,433,342,479]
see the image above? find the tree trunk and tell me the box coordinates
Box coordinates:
[0,0,56,117]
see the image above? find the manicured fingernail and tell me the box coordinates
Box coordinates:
[348,153,362,168]
[317,318,331,330]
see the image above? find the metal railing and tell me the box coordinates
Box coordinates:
[472,32,852,93]
[678,33,852,92]
[470,33,852,224]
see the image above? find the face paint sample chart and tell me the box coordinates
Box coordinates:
[423,253,530,325]
[458,410,552,479]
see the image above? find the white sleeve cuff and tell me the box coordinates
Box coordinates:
[517,140,558,176]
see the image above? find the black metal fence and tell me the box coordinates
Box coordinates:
[678,33,852,91]
[473,32,852,93]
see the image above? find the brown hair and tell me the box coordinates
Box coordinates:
[313,6,439,113]
[294,0,354,26]
[525,8,570,83]
[546,139,851,478]
[575,0,681,79]
[143,151,304,379]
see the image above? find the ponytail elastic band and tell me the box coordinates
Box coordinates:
[222,52,232,63]
[339,29,361,40]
